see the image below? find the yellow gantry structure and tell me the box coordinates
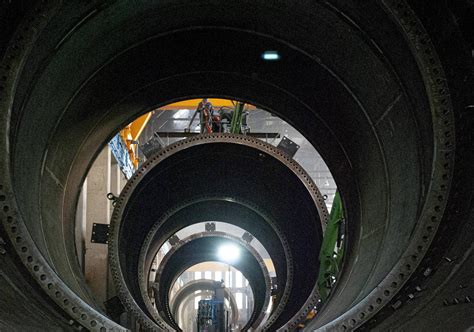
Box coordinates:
[119,99,255,169]
[163,98,256,110]
[120,112,152,168]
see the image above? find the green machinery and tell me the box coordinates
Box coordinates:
[229,102,246,134]
[317,191,345,302]
[217,101,249,135]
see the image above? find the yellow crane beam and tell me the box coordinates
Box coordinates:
[120,112,152,168]
[162,98,256,110]
[118,98,254,169]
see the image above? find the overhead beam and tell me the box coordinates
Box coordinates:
[162,98,257,110]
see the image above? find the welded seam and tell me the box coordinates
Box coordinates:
[45,166,65,189]
[374,93,403,127]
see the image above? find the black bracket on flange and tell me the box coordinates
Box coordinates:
[91,223,110,244]
[277,136,300,158]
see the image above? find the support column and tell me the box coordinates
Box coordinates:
[84,147,111,305]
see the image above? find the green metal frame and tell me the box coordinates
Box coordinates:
[230,101,245,134]
[317,191,344,301]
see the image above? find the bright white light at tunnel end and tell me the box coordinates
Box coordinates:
[218,244,241,264]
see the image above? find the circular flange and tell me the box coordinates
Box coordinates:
[109,133,328,331]
[137,196,294,330]
[154,232,271,331]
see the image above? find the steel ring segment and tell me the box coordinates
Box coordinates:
[169,280,239,326]
[157,235,269,331]
[305,0,458,329]
[138,198,290,316]
[137,199,292,331]
[0,1,128,330]
[157,235,269,332]
[3,1,452,331]
[146,228,272,331]
[151,232,268,328]
[109,134,325,331]
[154,233,271,331]
[5,5,400,330]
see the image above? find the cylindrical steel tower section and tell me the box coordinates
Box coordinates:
[108,134,326,331]
[153,233,270,331]
[139,197,292,315]
[0,1,472,331]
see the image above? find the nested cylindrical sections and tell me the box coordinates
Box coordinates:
[108,134,327,331]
